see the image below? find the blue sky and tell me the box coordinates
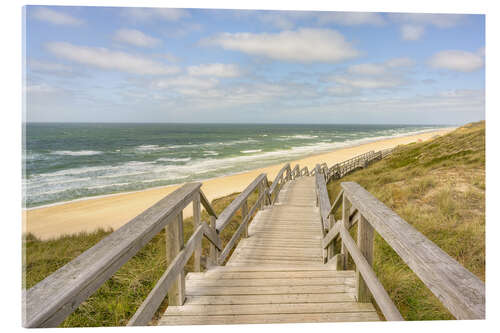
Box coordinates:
[24,6,485,124]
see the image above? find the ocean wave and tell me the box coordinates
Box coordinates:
[51,150,103,156]
[156,157,192,163]
[277,135,319,140]
[203,151,219,156]
[25,126,449,207]
[86,182,130,190]
[241,149,263,154]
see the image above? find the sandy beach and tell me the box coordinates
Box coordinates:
[24,128,453,240]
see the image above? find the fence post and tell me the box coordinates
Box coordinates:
[192,192,201,272]
[328,213,335,260]
[166,212,186,305]
[208,215,219,267]
[338,194,351,270]
[242,199,249,238]
[356,214,374,302]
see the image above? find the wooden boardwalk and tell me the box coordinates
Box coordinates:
[159,177,380,325]
[24,152,484,328]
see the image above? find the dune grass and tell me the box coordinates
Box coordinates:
[23,190,260,327]
[327,121,485,320]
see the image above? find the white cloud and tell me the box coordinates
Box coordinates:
[29,60,72,72]
[317,12,385,26]
[346,57,414,76]
[113,29,161,48]
[202,28,358,63]
[385,57,415,68]
[32,7,83,26]
[152,76,219,94]
[390,13,466,41]
[121,8,190,22]
[46,42,180,75]
[327,85,357,96]
[389,13,465,28]
[429,50,484,72]
[401,24,425,41]
[25,83,57,94]
[348,63,386,76]
[334,75,403,89]
[187,64,242,77]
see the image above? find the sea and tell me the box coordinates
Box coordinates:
[23,123,449,208]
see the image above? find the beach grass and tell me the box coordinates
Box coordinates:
[22,122,484,326]
[327,121,485,320]
[23,190,260,327]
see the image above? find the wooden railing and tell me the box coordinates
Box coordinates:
[23,163,298,327]
[314,163,485,320]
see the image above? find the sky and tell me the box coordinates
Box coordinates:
[24,6,485,124]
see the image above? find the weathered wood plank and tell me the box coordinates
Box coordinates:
[199,189,217,218]
[164,302,376,316]
[315,168,331,232]
[209,265,338,272]
[356,214,374,303]
[183,293,356,305]
[186,277,351,287]
[187,270,355,280]
[23,182,201,328]
[218,191,265,264]
[342,181,485,320]
[165,212,185,307]
[339,225,403,321]
[216,174,265,232]
[322,220,341,249]
[192,193,201,272]
[159,312,379,325]
[185,284,350,296]
[200,220,221,251]
[269,164,290,194]
[127,223,205,326]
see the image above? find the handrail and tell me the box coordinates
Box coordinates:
[218,189,267,264]
[338,225,403,321]
[215,173,267,232]
[314,164,331,233]
[23,182,203,328]
[200,190,218,218]
[268,163,291,204]
[128,221,219,326]
[339,182,485,320]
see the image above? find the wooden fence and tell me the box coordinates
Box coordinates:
[313,162,485,320]
[23,163,293,327]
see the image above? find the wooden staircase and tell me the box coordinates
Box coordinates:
[24,152,484,328]
[159,177,380,325]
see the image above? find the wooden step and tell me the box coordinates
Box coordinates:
[159,312,379,325]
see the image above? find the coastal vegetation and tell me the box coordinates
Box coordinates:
[23,191,260,327]
[327,121,485,320]
[23,121,485,326]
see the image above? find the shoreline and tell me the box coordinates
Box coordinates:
[25,126,452,211]
[24,128,454,240]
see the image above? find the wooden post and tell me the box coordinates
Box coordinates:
[192,192,201,272]
[356,214,374,302]
[166,212,185,306]
[242,199,249,238]
[328,214,335,260]
[339,195,351,270]
[208,215,219,267]
[258,181,264,209]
